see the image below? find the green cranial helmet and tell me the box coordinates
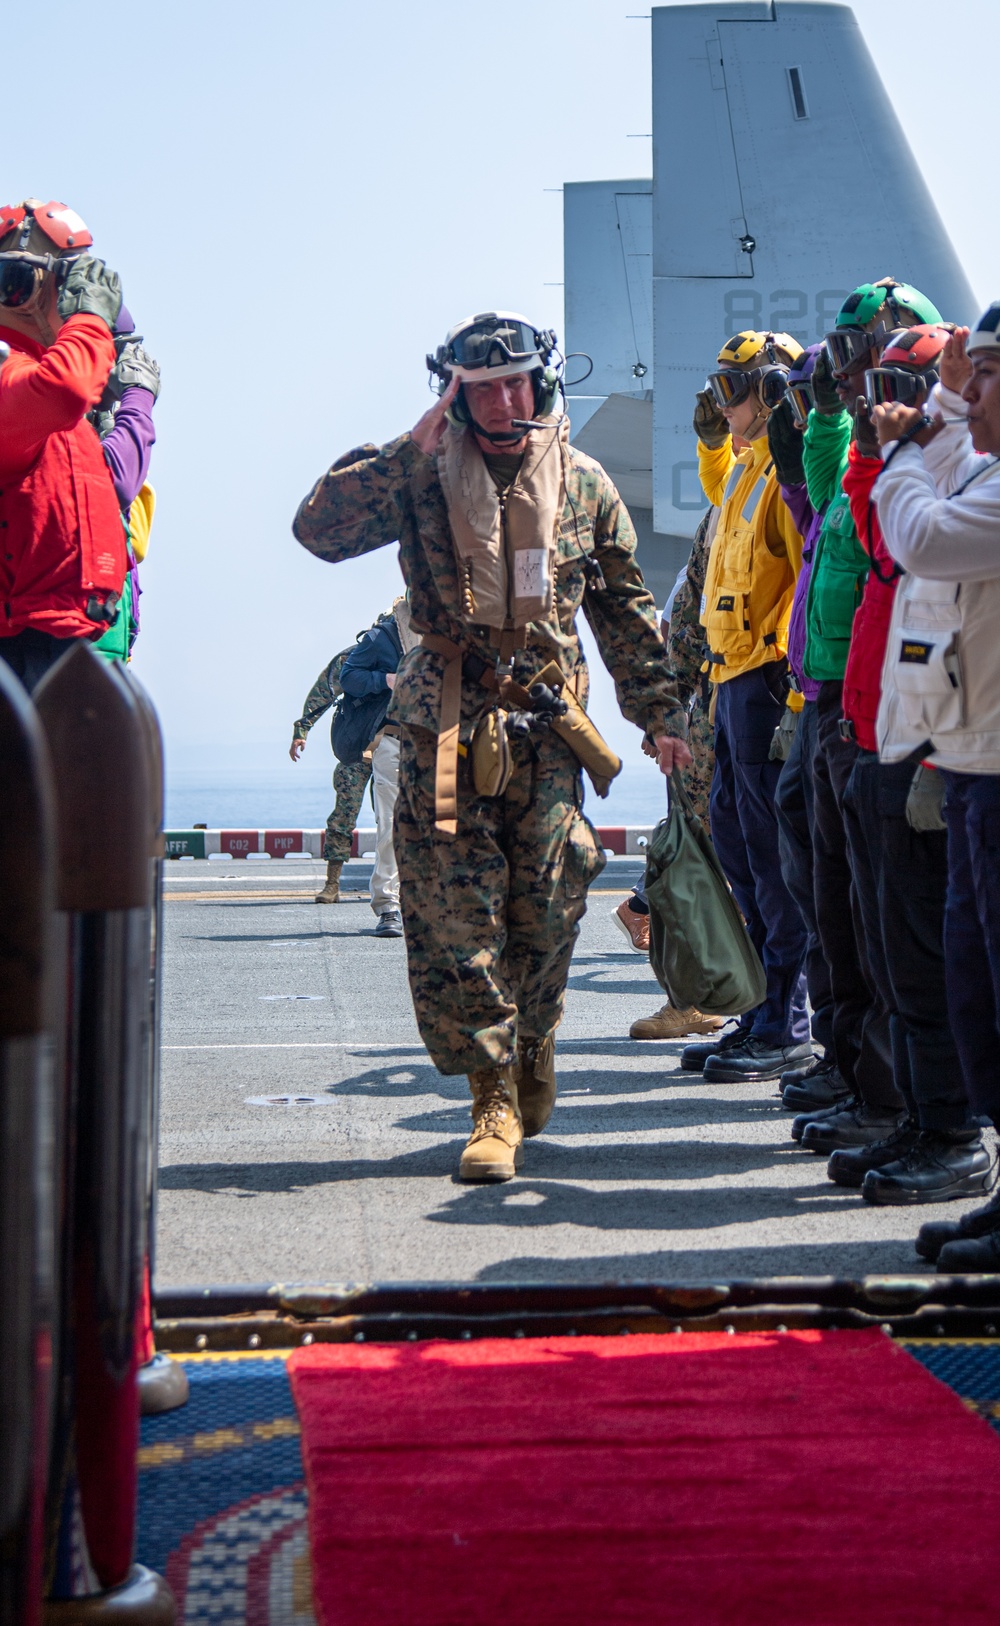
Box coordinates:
[836,279,943,332]
[825,279,943,375]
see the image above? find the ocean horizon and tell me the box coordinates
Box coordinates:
[164,761,671,831]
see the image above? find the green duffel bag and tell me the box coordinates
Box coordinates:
[645,769,766,1017]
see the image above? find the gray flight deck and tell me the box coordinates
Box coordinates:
[157,857,985,1289]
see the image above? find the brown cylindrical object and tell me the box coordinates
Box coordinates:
[0,660,58,1626]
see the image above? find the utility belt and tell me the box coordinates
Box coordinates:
[421,633,621,836]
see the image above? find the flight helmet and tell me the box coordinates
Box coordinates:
[707,330,804,419]
[427,311,563,427]
[966,303,1000,356]
[863,324,950,411]
[824,279,943,376]
[0,198,92,313]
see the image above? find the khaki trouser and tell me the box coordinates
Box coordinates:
[394,723,606,1075]
[369,730,400,914]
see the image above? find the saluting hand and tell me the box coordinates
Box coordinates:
[940,327,972,394]
[412,376,461,455]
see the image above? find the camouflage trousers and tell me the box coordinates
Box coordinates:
[682,698,715,828]
[324,758,372,861]
[394,724,607,1075]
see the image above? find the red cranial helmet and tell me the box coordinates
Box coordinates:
[0,199,93,255]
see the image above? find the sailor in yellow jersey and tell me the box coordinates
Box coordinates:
[682,330,812,1085]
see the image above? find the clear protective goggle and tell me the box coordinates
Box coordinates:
[863,366,938,411]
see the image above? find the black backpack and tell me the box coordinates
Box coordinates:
[329,690,391,765]
[328,618,401,765]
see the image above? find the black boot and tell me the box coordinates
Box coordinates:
[703,1037,813,1083]
[861,1130,993,1207]
[826,1121,920,1189]
[790,1097,858,1144]
[782,1060,850,1112]
[780,1052,825,1090]
[800,1103,906,1155]
[678,1026,745,1073]
[937,1229,1000,1273]
[916,1181,1000,1262]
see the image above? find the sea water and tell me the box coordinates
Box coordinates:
[164,762,670,831]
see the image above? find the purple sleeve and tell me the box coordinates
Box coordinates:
[779,480,814,539]
[101,387,156,509]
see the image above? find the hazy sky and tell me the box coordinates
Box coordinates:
[5,0,997,774]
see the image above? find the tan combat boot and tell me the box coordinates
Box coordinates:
[629,1002,726,1040]
[459,1065,523,1182]
[516,1034,557,1137]
[315,860,342,904]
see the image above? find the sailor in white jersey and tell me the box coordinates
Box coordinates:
[872,310,1000,1272]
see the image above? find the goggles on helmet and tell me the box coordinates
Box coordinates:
[448,317,544,372]
[824,327,875,377]
[0,252,66,311]
[786,379,815,426]
[708,363,790,413]
[863,366,938,412]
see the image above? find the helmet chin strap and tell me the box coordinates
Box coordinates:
[743,394,770,442]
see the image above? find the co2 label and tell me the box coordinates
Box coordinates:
[723,288,851,345]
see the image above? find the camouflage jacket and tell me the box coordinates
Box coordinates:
[667,508,714,710]
[293,433,683,743]
[292,648,351,741]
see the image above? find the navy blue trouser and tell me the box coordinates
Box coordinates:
[710,664,809,1046]
[812,683,897,1111]
[774,698,834,1059]
[843,753,971,1131]
[941,770,1000,1127]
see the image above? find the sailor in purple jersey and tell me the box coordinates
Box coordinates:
[92,304,160,651]
[768,349,845,1111]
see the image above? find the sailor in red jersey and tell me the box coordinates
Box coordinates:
[0,199,126,690]
[827,326,986,1206]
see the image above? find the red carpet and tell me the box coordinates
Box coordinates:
[288,1329,1000,1625]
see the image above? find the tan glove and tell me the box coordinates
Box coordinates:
[693,388,730,449]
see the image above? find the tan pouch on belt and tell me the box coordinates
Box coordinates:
[471,709,513,798]
[531,661,622,798]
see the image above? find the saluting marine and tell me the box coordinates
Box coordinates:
[293,312,689,1181]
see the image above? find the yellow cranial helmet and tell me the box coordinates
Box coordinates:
[708,330,804,411]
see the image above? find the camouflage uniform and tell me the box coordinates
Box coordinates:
[667,508,716,828]
[293,649,372,862]
[293,433,683,1075]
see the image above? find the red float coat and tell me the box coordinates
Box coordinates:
[841,443,903,752]
[0,315,127,641]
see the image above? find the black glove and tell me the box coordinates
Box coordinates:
[692,388,730,449]
[766,398,805,486]
[853,397,880,459]
[56,255,122,331]
[811,348,842,415]
[104,340,161,402]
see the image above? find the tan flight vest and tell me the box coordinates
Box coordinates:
[700,444,796,684]
[436,417,566,645]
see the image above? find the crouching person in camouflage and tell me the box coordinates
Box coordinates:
[293,313,689,1180]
